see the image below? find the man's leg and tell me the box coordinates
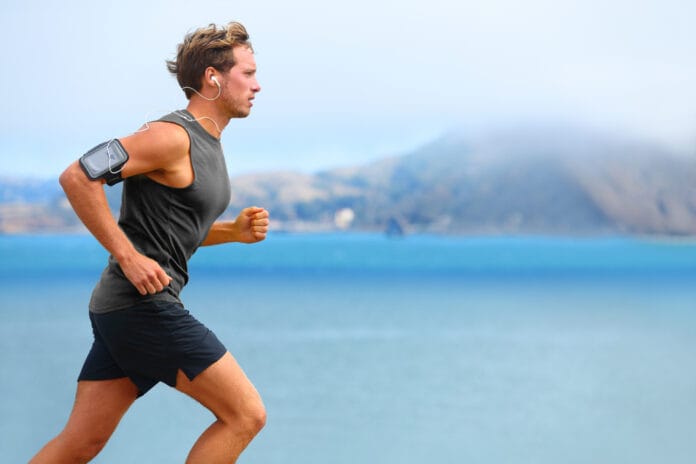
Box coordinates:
[30,378,138,463]
[176,352,266,464]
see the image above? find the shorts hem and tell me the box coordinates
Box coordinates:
[80,301,228,398]
[179,347,228,385]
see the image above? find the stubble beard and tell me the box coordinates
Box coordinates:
[225,96,251,119]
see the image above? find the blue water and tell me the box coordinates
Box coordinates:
[2,233,696,463]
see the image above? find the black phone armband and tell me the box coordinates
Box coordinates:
[79,139,129,186]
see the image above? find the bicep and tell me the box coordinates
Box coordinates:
[118,122,190,179]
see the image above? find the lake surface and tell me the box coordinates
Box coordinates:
[1,233,695,463]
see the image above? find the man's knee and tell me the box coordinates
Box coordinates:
[57,431,110,462]
[218,392,266,436]
[236,396,266,436]
[247,401,267,434]
[76,438,109,462]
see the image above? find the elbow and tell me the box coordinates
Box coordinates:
[59,162,95,194]
[58,168,72,191]
[59,163,77,189]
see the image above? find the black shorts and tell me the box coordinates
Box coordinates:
[78,300,227,396]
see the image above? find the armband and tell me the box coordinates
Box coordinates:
[79,139,129,186]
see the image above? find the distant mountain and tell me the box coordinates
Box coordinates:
[228,127,696,235]
[2,126,696,235]
[0,176,121,233]
[0,177,60,203]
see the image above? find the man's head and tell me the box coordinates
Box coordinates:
[167,22,254,100]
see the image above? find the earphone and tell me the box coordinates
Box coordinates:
[133,110,222,137]
[181,75,221,101]
[175,110,222,135]
[136,74,223,135]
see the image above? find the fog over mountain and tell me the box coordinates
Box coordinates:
[228,126,696,235]
[3,126,696,236]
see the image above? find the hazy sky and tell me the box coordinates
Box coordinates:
[2,0,695,178]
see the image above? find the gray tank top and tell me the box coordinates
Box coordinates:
[89,110,231,313]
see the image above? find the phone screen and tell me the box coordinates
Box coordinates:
[80,140,128,178]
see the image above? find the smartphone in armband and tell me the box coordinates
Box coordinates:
[79,139,130,186]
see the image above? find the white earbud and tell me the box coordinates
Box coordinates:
[181,76,222,101]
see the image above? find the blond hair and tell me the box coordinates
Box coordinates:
[167,22,253,99]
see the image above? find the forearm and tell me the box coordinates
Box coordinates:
[59,162,137,261]
[200,221,238,246]
[201,207,269,246]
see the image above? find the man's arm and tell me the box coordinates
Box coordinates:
[201,207,269,246]
[59,122,191,295]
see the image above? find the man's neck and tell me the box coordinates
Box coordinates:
[185,98,229,138]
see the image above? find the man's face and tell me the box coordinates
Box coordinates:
[220,46,261,118]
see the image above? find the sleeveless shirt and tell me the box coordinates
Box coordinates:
[89,110,231,314]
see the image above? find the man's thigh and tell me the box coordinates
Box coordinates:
[63,378,139,440]
[175,352,264,420]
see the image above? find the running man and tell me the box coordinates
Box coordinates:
[30,21,268,463]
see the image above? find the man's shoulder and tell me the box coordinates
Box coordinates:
[117,119,191,177]
[133,120,190,152]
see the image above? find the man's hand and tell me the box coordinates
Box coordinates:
[234,207,269,244]
[199,207,270,246]
[118,251,172,295]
